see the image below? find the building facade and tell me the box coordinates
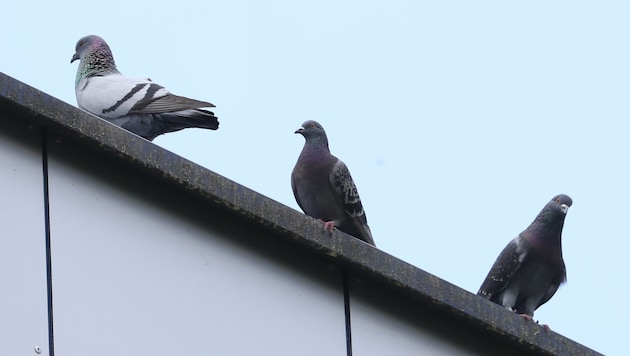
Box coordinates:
[0,73,600,356]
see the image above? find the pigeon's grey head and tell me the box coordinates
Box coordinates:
[295,120,327,139]
[550,194,573,214]
[536,194,573,224]
[71,35,112,63]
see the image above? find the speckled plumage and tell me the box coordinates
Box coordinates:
[478,194,572,318]
[71,35,219,141]
[291,120,374,246]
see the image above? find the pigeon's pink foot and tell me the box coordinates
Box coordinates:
[518,313,533,321]
[517,314,549,329]
[323,220,336,233]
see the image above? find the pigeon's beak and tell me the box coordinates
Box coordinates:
[294,127,305,134]
[70,53,80,63]
[560,204,570,214]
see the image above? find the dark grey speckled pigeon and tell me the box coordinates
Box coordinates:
[71,35,219,141]
[291,120,375,246]
[478,194,572,319]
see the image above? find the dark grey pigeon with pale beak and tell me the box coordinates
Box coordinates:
[71,35,219,141]
[291,120,375,246]
[478,194,572,319]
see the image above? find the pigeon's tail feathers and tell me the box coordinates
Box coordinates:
[336,217,375,246]
[155,108,219,132]
[354,223,375,246]
[115,109,219,141]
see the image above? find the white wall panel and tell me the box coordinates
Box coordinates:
[350,296,474,356]
[47,142,347,356]
[349,276,501,356]
[0,123,50,356]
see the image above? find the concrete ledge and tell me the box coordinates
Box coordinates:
[0,72,601,356]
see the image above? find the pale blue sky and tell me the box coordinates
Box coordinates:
[4,1,628,354]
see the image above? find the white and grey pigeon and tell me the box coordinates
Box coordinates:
[71,35,219,141]
[477,194,573,320]
[291,120,375,246]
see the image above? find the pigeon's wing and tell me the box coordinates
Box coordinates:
[536,259,566,308]
[329,160,365,221]
[78,74,215,118]
[537,283,561,310]
[130,93,215,114]
[329,160,374,244]
[77,75,170,118]
[478,237,527,299]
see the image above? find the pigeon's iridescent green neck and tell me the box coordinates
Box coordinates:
[75,47,119,87]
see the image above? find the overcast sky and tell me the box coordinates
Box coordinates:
[4,1,629,354]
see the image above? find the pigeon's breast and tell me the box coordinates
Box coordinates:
[293,157,345,221]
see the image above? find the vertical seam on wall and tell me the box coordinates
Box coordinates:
[41,130,55,356]
[343,267,352,356]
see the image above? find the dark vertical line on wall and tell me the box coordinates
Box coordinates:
[343,267,352,356]
[41,130,55,356]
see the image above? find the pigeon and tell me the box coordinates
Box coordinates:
[71,35,219,141]
[291,120,375,246]
[477,194,573,320]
